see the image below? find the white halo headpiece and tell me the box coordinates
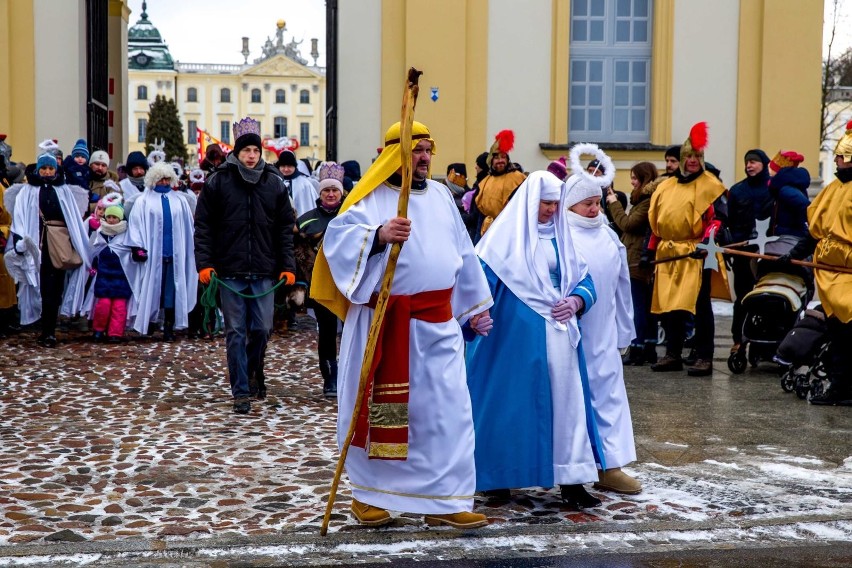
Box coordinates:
[567,143,615,190]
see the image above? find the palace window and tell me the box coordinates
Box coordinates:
[275,89,286,103]
[220,88,231,103]
[569,0,652,142]
[137,85,148,100]
[251,88,262,103]
[274,117,288,139]
[299,89,310,104]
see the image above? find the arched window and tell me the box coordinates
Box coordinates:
[187,87,197,102]
[274,116,287,139]
[220,88,231,103]
[137,85,148,100]
[299,89,310,104]
[251,88,262,103]
[275,89,286,103]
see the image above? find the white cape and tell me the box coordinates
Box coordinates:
[566,211,637,469]
[126,189,198,334]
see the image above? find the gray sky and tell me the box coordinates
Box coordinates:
[128,0,327,67]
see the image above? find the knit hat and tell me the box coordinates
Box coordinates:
[318,161,345,192]
[36,153,58,170]
[487,130,514,169]
[665,145,681,161]
[275,150,298,168]
[769,150,805,172]
[144,160,178,188]
[232,117,262,155]
[90,150,110,166]
[71,138,89,160]
[125,151,149,172]
[586,159,605,174]
[835,120,852,163]
[563,143,615,208]
[547,156,568,180]
[680,122,709,174]
[341,160,362,181]
[104,205,124,220]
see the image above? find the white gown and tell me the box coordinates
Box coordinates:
[288,174,320,218]
[567,212,637,469]
[323,180,492,514]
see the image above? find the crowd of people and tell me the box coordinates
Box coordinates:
[1,113,851,531]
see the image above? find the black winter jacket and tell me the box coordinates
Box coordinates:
[194,161,296,278]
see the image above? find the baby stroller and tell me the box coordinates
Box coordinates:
[775,305,830,399]
[727,235,813,374]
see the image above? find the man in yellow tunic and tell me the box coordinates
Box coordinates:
[782,121,852,405]
[475,130,527,235]
[648,122,729,376]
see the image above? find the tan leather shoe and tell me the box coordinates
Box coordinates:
[424,511,488,529]
[594,468,642,494]
[350,499,392,527]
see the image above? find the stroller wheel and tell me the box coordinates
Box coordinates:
[795,383,810,400]
[780,369,796,393]
[727,351,748,374]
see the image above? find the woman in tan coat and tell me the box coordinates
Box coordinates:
[606,162,659,365]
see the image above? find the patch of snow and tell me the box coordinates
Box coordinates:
[703,460,742,470]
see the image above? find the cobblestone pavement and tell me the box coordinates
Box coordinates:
[0,314,851,565]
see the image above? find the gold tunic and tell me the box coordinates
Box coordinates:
[475,170,527,235]
[0,185,17,309]
[648,172,729,314]
[808,177,852,323]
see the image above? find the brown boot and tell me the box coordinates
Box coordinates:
[687,358,713,377]
[350,499,392,527]
[594,468,642,494]
[424,511,488,529]
[650,354,683,372]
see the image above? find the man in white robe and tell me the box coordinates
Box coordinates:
[312,121,494,529]
[126,161,197,338]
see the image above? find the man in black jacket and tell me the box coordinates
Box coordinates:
[195,117,296,415]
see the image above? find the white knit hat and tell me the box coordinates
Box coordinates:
[90,150,110,166]
[563,143,615,208]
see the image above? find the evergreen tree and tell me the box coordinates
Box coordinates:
[145,95,187,163]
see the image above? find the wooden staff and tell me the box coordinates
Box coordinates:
[720,247,852,275]
[321,67,423,536]
[650,240,754,265]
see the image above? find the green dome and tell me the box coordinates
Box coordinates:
[128,1,174,70]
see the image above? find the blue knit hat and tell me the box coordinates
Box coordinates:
[71,138,89,160]
[36,153,58,170]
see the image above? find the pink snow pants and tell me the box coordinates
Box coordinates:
[92,297,128,337]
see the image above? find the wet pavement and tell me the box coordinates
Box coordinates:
[0,311,850,566]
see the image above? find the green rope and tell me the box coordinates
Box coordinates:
[199,274,291,336]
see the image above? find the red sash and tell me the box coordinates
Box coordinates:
[351,288,453,460]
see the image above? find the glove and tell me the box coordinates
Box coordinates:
[89,193,101,203]
[775,252,792,264]
[471,315,494,336]
[552,295,584,323]
[14,237,26,254]
[88,267,97,277]
[278,271,296,286]
[689,248,707,259]
[199,267,215,285]
[131,247,148,263]
[88,217,101,231]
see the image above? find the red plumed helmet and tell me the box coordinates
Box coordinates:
[493,129,515,155]
[688,122,709,152]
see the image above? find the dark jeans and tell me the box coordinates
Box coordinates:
[661,269,714,360]
[312,300,339,361]
[630,278,657,346]
[730,256,756,344]
[219,277,275,399]
[825,317,852,386]
[39,252,66,338]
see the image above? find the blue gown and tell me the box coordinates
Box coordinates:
[466,261,599,491]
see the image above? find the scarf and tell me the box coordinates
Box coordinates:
[565,210,606,229]
[99,220,127,236]
[128,175,145,190]
[226,152,265,185]
[836,167,852,184]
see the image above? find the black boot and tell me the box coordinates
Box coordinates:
[162,309,176,342]
[255,369,267,400]
[320,359,338,398]
[643,342,658,364]
[559,484,601,509]
[623,345,644,366]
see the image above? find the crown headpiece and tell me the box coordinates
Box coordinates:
[233,117,261,141]
[319,162,345,182]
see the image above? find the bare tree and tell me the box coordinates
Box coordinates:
[821,0,852,150]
